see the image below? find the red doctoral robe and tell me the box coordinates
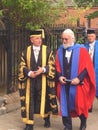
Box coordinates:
[56,45,96,118]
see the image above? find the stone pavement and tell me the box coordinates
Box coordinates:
[0,98,98,130]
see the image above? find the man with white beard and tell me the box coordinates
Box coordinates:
[55,29,96,130]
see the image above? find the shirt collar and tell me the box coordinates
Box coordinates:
[33,45,40,51]
[89,41,95,47]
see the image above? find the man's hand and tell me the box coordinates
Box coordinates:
[35,66,44,76]
[59,76,66,84]
[29,71,38,78]
[29,66,44,78]
[71,77,80,85]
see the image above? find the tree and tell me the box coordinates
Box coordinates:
[64,0,93,26]
[0,0,66,29]
[72,0,98,20]
[73,0,98,7]
[64,0,98,26]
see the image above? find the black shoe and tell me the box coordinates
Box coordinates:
[63,127,72,130]
[80,123,86,130]
[44,116,51,128]
[44,121,50,128]
[23,124,33,130]
[79,114,86,130]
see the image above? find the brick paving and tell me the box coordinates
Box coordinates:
[0,97,97,130]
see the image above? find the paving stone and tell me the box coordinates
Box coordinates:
[0,93,97,130]
[0,106,7,115]
[0,91,20,115]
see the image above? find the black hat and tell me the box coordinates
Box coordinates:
[87,28,95,34]
[29,29,45,38]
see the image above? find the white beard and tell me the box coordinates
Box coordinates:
[63,43,71,49]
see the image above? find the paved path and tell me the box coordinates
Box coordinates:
[0,98,98,130]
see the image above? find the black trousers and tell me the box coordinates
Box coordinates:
[62,114,86,129]
[62,116,72,129]
[44,115,50,122]
[79,114,87,125]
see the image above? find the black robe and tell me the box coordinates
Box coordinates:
[18,45,58,125]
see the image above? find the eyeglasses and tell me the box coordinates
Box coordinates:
[62,38,68,41]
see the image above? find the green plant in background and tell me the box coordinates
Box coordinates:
[0,0,66,29]
[0,10,3,17]
[76,37,85,44]
[72,0,98,20]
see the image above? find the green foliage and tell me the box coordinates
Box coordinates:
[72,0,98,21]
[72,0,97,7]
[0,10,3,17]
[86,11,98,19]
[0,0,66,29]
[76,37,84,44]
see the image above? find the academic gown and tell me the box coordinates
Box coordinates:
[55,44,96,118]
[85,40,98,97]
[18,45,58,125]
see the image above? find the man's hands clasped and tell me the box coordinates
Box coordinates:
[29,66,44,78]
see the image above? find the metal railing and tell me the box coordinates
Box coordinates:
[0,24,95,93]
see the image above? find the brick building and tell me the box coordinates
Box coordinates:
[56,0,98,28]
[56,7,98,28]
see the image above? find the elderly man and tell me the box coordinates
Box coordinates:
[18,29,58,130]
[55,29,96,130]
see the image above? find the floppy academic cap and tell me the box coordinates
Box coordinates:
[30,29,45,38]
[87,28,95,34]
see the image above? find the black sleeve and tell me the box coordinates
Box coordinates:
[56,71,62,80]
[23,67,30,77]
[78,68,87,81]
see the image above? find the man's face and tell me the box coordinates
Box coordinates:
[30,35,42,46]
[61,33,74,48]
[87,34,96,43]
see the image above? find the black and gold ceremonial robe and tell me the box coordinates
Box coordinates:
[18,44,58,125]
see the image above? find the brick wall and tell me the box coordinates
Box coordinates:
[56,7,98,28]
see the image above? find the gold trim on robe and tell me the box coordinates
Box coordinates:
[40,45,47,117]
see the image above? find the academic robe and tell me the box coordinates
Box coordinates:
[55,44,96,118]
[18,44,58,125]
[85,40,98,97]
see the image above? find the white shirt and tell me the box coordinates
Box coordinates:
[65,50,72,63]
[89,41,95,60]
[28,45,46,77]
[33,46,40,62]
[64,43,74,63]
